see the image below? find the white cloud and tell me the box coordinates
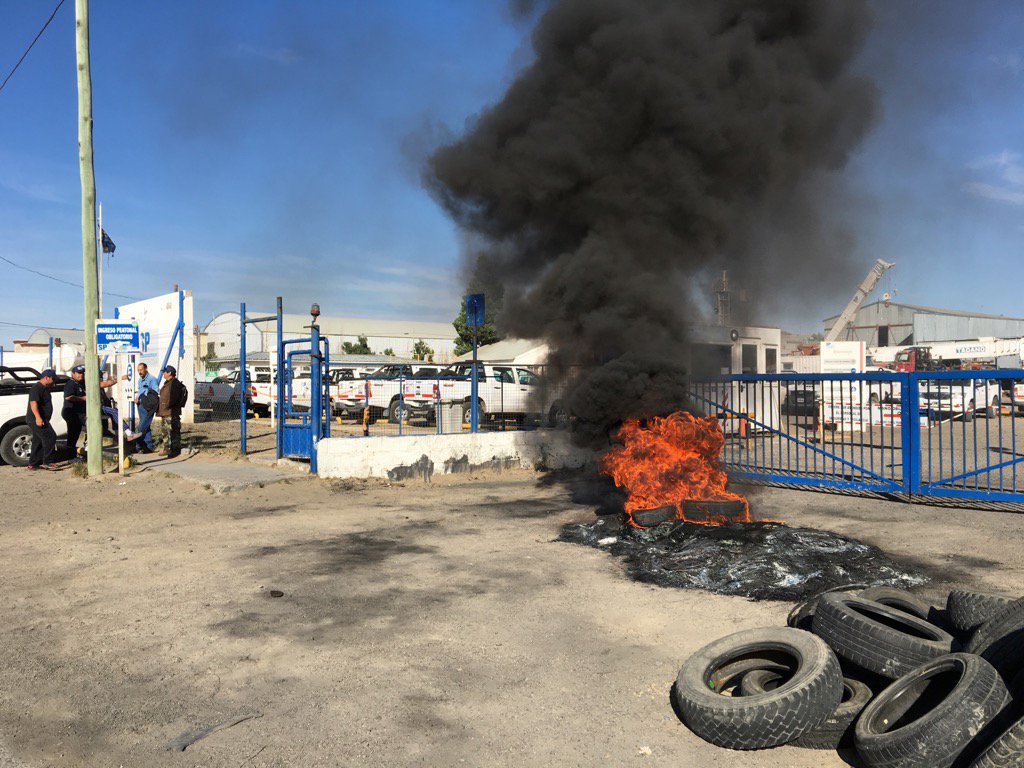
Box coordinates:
[965,149,1024,206]
[234,43,299,65]
[989,53,1024,76]
[963,182,1024,206]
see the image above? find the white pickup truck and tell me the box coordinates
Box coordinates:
[333,364,441,422]
[0,367,69,466]
[401,362,567,427]
[916,379,1002,421]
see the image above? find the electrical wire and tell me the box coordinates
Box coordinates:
[0,254,140,301]
[0,0,67,94]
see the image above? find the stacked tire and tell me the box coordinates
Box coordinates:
[674,586,1024,767]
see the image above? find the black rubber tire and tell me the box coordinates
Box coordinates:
[970,712,1024,768]
[674,627,843,750]
[947,590,1019,633]
[854,653,1011,768]
[812,593,959,679]
[966,598,1024,679]
[964,401,976,423]
[631,506,676,528]
[787,584,867,631]
[743,670,872,750]
[461,400,485,425]
[0,424,34,467]
[387,398,402,424]
[859,587,937,622]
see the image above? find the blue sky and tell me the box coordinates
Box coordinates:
[1,1,1023,346]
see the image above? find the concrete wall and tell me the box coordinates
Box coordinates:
[317,430,595,480]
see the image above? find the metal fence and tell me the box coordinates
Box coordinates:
[330,365,570,437]
[690,371,1024,506]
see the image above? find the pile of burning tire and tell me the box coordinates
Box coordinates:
[674,586,1024,766]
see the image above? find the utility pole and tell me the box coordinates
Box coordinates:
[76,0,102,477]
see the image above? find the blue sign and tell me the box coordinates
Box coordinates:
[465,293,485,328]
[96,320,141,352]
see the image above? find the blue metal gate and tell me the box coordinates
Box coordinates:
[690,371,1024,506]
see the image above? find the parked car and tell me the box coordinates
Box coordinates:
[0,367,69,466]
[333,364,440,422]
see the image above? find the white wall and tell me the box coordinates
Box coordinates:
[116,291,197,424]
[317,431,594,479]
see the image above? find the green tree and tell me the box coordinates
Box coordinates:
[342,335,372,355]
[382,347,395,357]
[453,304,500,356]
[412,339,434,361]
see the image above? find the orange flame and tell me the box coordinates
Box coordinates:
[600,411,750,526]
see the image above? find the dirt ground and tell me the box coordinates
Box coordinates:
[1,465,1023,768]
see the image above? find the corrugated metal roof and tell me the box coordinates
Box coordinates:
[25,327,86,345]
[823,301,1024,323]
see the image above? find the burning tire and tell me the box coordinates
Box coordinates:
[741,670,872,750]
[858,586,941,624]
[971,712,1024,768]
[965,598,1024,679]
[674,627,843,750]
[811,594,959,679]
[854,653,1010,768]
[947,590,1019,633]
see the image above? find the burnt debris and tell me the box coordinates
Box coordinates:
[560,515,928,602]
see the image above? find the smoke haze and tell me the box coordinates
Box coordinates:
[428,0,879,445]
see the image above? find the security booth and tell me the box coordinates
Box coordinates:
[687,325,783,436]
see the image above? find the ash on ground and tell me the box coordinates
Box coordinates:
[560,516,929,602]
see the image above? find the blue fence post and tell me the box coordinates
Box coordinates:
[240,302,247,455]
[470,337,479,433]
[48,337,54,369]
[900,372,920,496]
[398,372,404,437]
[310,321,320,474]
[275,297,283,460]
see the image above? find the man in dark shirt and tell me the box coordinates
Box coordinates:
[26,369,58,470]
[62,365,87,460]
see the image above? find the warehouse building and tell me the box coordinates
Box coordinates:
[823,302,1024,347]
[200,311,457,367]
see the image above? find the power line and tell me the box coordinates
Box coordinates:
[0,253,140,301]
[0,0,67,94]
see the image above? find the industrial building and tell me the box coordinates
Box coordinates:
[822,302,1024,347]
[201,311,458,368]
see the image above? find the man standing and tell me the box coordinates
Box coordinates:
[61,365,87,459]
[26,369,59,470]
[126,362,159,453]
[157,365,186,458]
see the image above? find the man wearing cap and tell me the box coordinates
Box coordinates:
[157,365,185,458]
[26,369,59,470]
[124,362,159,453]
[62,367,118,458]
[61,365,88,459]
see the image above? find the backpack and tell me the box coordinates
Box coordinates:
[140,389,159,413]
[176,383,189,408]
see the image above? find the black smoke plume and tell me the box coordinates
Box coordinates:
[428,0,879,446]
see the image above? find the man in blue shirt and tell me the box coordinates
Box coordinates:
[126,362,159,453]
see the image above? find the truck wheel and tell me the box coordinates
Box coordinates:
[462,400,485,425]
[548,403,569,428]
[387,398,403,424]
[963,400,975,423]
[0,425,34,467]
